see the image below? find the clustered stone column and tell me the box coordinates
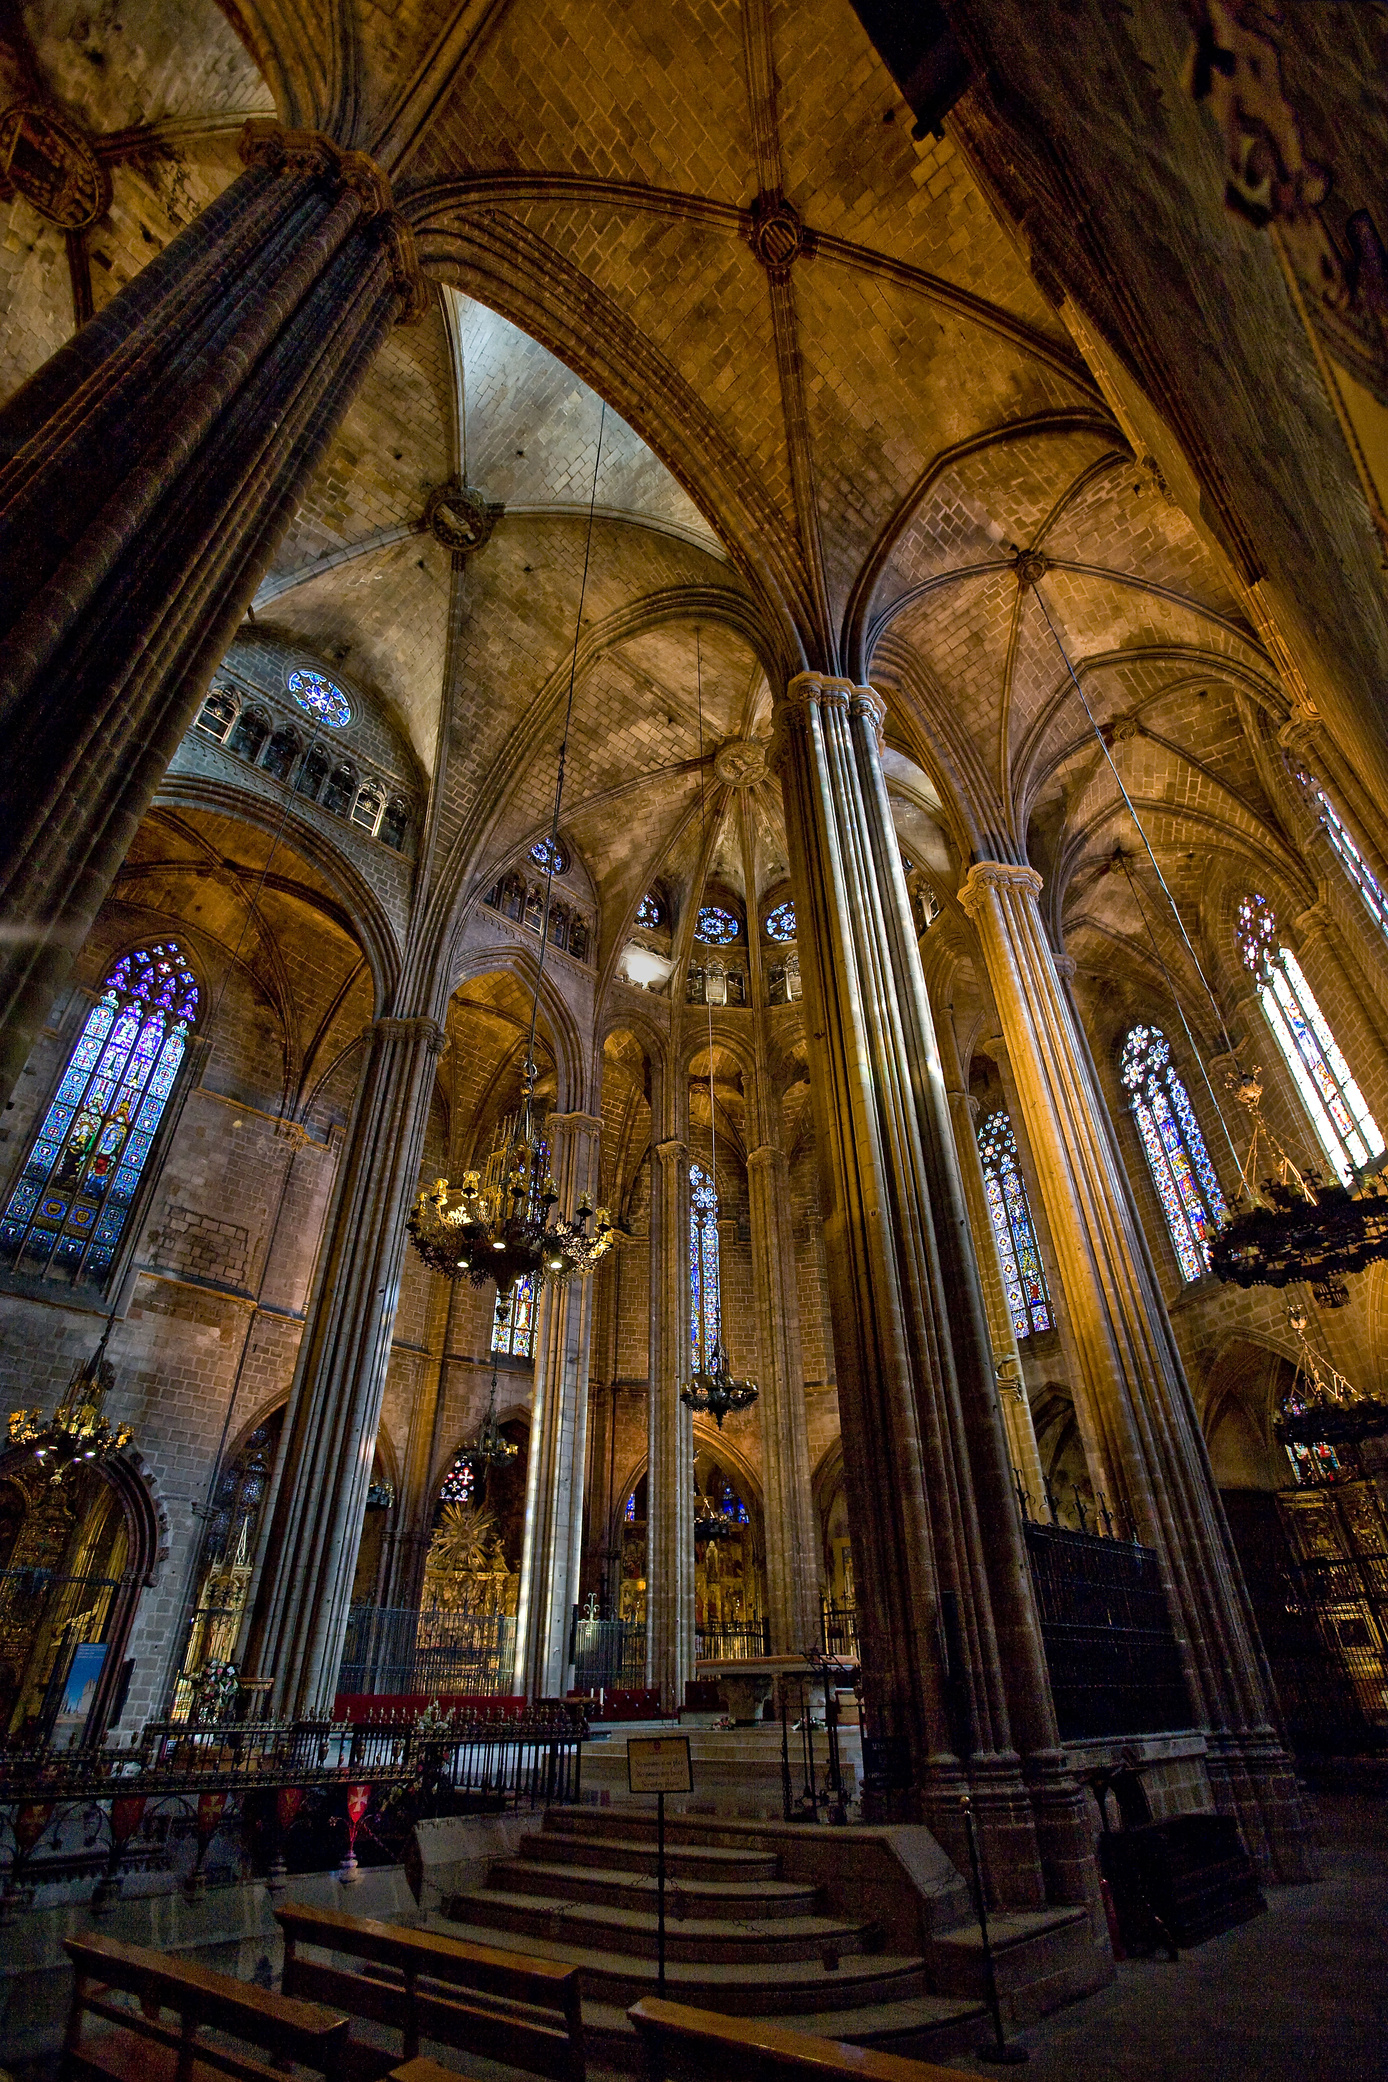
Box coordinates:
[0,118,424,1107]
[958,860,1314,1880]
[514,1111,602,1700]
[773,674,1097,1914]
[746,1142,822,1653]
[647,1137,695,1708]
[240,1013,446,1718]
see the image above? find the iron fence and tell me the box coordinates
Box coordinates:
[1024,1522,1192,1740]
[338,1605,516,1697]
[1291,1551,1388,1729]
[820,1601,859,1660]
[694,1619,770,1660]
[571,1615,645,1692]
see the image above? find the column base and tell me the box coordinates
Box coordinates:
[1205,1727,1320,1883]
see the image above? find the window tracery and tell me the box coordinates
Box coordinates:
[0,944,199,1285]
[531,838,567,876]
[689,1162,721,1367]
[439,1455,476,1505]
[696,906,740,944]
[182,687,411,850]
[976,1110,1052,1339]
[764,901,796,941]
[483,875,592,965]
[1297,769,1388,944]
[635,893,662,929]
[287,667,351,728]
[1237,891,1385,1185]
[1119,1024,1225,1281]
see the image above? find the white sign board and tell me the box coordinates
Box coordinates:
[627,1734,693,1795]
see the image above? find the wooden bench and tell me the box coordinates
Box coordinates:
[61,1932,350,2082]
[276,1901,585,2082]
[627,1998,978,2082]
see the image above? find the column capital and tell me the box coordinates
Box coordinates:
[1276,704,1323,763]
[746,1142,789,1173]
[373,1015,448,1055]
[1293,898,1338,950]
[654,1137,688,1164]
[546,1110,603,1137]
[238,119,427,321]
[1053,952,1077,981]
[957,860,1044,920]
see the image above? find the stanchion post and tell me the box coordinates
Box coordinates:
[657,1787,667,1994]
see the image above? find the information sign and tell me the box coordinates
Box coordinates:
[626,1734,693,1795]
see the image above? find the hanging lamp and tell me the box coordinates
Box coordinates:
[407,409,616,1301]
[1275,1304,1388,1449]
[678,629,759,1433]
[1031,577,1388,1293]
[9,1312,132,1484]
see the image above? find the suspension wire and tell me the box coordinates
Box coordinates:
[697,626,718,1365]
[518,400,607,1130]
[1116,850,1244,1177]
[1031,582,1242,1069]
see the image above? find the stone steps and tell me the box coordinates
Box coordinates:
[454,1884,876,1963]
[517,1828,781,1882]
[484,1854,824,1920]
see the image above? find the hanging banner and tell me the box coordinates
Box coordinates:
[109,1794,146,1845]
[277,1785,307,1832]
[13,1801,54,1857]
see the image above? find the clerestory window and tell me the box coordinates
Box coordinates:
[1119,1024,1226,1281]
[976,1109,1051,1339]
[689,1162,721,1366]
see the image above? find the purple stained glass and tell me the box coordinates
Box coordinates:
[1120,1024,1225,1282]
[0,941,198,1284]
[977,1111,1052,1339]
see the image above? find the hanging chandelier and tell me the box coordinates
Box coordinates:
[692,1478,742,1540]
[681,1343,759,1431]
[1207,1068,1388,1290]
[9,1320,132,1483]
[1275,1306,1388,1449]
[406,405,616,1303]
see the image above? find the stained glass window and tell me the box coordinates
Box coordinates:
[764,902,796,941]
[439,1455,476,1504]
[531,838,567,876]
[0,943,199,1286]
[624,1491,637,1521]
[696,906,740,945]
[1237,892,1385,1186]
[1297,769,1388,944]
[636,893,662,928]
[689,1162,721,1366]
[976,1111,1051,1338]
[492,1274,537,1359]
[1119,1025,1226,1281]
[286,668,350,727]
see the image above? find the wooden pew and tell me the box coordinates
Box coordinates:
[276,1901,585,2082]
[627,1998,979,2082]
[61,1932,350,2082]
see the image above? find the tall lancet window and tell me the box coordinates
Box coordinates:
[0,943,199,1285]
[976,1110,1051,1338]
[689,1162,721,1365]
[1296,769,1388,944]
[1119,1025,1226,1281]
[492,1274,537,1360]
[1237,891,1385,1185]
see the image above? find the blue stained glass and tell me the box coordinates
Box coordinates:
[689,1163,721,1366]
[695,906,740,945]
[0,941,198,1284]
[635,894,662,929]
[977,1111,1052,1339]
[1120,1024,1225,1281]
[287,667,351,728]
[492,1273,537,1359]
[764,902,796,941]
[530,837,567,876]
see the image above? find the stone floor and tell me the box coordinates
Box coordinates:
[948,1791,1387,2082]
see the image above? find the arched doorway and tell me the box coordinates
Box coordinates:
[693,1445,765,1656]
[0,1444,157,1744]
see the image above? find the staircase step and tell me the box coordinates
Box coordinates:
[487,1857,822,1920]
[429,1909,931,2014]
[578,1993,986,2073]
[451,1886,874,1963]
[520,1829,780,1882]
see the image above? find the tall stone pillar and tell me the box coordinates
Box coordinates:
[240,1014,446,1716]
[746,1144,822,1652]
[0,119,424,1107]
[773,676,1091,1909]
[647,1138,695,1709]
[514,1111,602,1700]
[958,861,1313,1879]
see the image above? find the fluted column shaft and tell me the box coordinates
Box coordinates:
[0,120,424,1106]
[647,1138,695,1709]
[240,1014,445,1716]
[773,676,1091,1907]
[959,860,1313,1879]
[746,1143,821,1652]
[514,1112,602,1700]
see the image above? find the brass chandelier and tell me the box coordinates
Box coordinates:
[1275,1304,1388,1450]
[9,1317,132,1484]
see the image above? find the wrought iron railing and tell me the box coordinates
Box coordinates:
[571,1615,645,1692]
[1024,1522,1192,1741]
[694,1619,770,1661]
[338,1604,516,1697]
[1290,1550,1388,1730]
[820,1600,859,1660]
